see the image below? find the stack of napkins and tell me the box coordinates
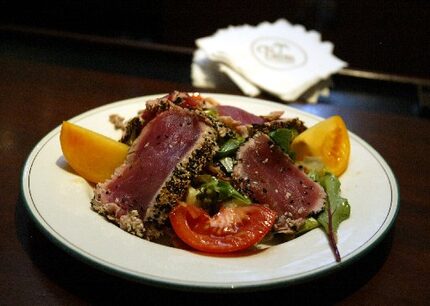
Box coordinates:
[192,19,346,103]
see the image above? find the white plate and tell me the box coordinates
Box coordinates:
[21,94,399,291]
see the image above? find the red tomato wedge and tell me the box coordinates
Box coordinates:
[181,94,204,108]
[169,203,277,253]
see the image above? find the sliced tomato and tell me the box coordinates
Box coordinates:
[291,115,350,176]
[169,203,277,253]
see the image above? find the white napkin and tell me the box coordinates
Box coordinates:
[192,19,346,102]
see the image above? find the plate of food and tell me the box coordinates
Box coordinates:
[21,92,399,291]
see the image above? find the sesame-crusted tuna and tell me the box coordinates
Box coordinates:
[232,133,326,233]
[249,118,307,136]
[92,104,218,240]
[216,105,265,125]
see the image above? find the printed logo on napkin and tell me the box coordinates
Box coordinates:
[251,37,307,70]
[194,19,346,101]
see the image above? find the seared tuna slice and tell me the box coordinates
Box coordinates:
[92,105,218,239]
[216,105,265,125]
[233,133,325,233]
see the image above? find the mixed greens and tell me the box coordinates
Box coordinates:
[61,93,351,259]
[185,124,351,261]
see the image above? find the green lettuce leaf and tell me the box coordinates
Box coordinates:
[216,137,245,158]
[269,128,298,159]
[316,172,351,262]
[195,175,251,206]
[297,217,320,235]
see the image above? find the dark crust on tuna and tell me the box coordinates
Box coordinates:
[143,125,218,238]
[249,118,307,136]
[119,116,144,146]
[92,103,219,240]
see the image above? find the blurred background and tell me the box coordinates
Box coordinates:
[1,0,429,115]
[2,0,429,78]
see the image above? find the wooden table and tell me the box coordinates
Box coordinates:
[1,32,429,305]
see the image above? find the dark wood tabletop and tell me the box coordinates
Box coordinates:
[1,32,429,305]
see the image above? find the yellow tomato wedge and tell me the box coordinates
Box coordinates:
[60,121,129,183]
[291,115,350,176]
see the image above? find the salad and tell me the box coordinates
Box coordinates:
[60,92,351,261]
